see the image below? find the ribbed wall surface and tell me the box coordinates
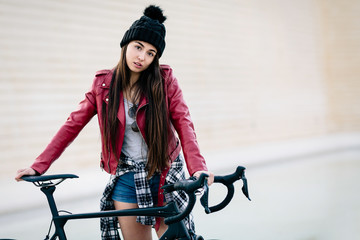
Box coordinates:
[0,0,359,176]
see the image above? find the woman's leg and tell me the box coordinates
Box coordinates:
[113,200,153,240]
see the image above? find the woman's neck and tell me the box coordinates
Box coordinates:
[124,72,140,103]
[129,72,140,86]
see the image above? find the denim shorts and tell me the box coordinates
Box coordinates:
[112,172,161,204]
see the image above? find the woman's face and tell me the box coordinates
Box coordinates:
[126,40,157,74]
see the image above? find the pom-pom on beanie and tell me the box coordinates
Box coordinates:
[120,5,167,58]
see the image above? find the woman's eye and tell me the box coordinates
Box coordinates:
[147,52,154,57]
[135,45,141,50]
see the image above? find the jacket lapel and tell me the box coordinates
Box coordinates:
[117,92,125,127]
[100,71,126,128]
[138,94,148,109]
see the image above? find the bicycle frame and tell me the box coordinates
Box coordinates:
[22,166,250,240]
[40,184,195,240]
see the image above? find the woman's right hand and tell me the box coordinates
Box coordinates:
[15,168,36,182]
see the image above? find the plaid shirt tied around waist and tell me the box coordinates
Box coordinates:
[100,154,195,240]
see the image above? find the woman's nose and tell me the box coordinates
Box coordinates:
[137,52,145,61]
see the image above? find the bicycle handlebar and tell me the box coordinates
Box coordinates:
[200,166,251,214]
[161,166,250,223]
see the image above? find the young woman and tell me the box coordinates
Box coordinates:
[15,5,213,240]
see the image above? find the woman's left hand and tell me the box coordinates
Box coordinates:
[193,170,214,186]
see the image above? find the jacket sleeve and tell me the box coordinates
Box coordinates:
[164,67,208,176]
[31,79,98,175]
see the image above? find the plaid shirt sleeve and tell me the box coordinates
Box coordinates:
[100,174,121,240]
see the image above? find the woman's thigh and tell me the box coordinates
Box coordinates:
[113,201,152,240]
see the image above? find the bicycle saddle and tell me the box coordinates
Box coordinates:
[21,174,79,187]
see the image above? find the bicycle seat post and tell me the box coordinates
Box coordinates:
[41,185,60,218]
[41,185,68,240]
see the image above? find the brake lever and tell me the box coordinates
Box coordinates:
[200,180,211,213]
[241,171,251,201]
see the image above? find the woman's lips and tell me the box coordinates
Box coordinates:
[134,62,142,68]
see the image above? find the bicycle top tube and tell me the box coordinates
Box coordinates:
[21,172,209,224]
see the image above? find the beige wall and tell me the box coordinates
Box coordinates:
[0,0,359,177]
[320,0,360,132]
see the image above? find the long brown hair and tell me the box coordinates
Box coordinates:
[102,44,169,177]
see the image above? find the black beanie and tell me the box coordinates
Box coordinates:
[120,5,167,58]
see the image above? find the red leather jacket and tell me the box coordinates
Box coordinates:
[31,65,207,179]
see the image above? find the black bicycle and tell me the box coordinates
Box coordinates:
[21,166,250,240]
